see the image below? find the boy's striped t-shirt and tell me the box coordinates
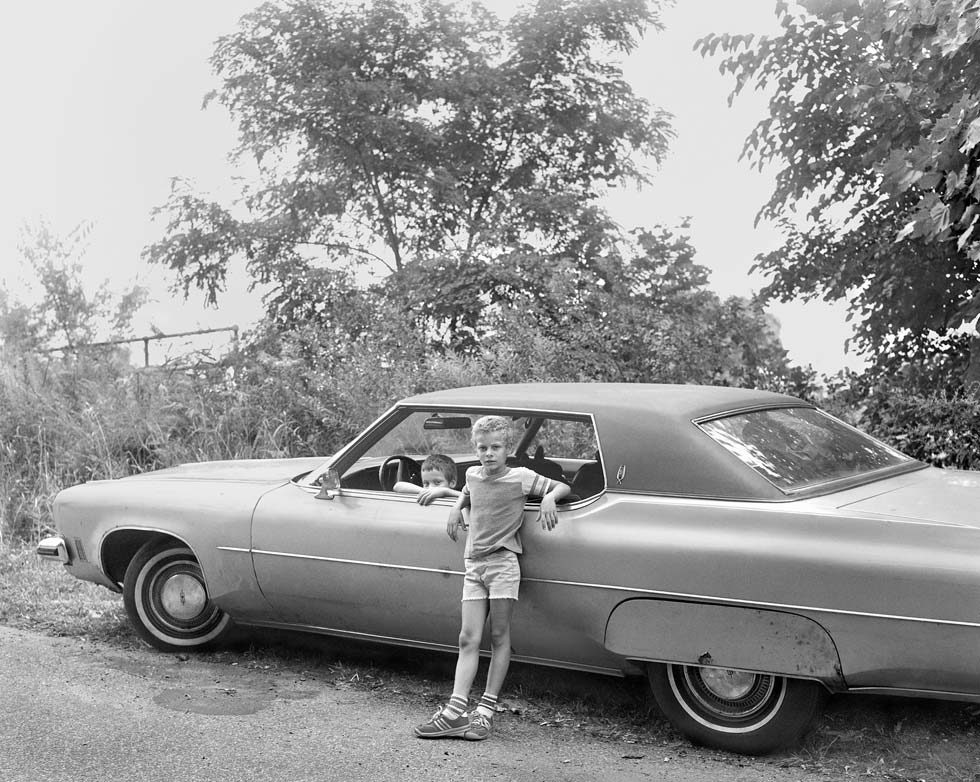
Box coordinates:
[462,466,557,559]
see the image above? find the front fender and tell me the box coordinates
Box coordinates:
[53,477,279,620]
[604,599,845,688]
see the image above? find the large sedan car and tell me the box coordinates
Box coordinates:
[38,383,980,753]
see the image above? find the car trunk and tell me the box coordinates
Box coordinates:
[833,466,980,527]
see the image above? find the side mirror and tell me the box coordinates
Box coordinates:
[315,468,341,500]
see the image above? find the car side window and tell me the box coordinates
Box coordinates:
[521,418,597,462]
[511,417,602,502]
[339,411,472,492]
[338,410,600,499]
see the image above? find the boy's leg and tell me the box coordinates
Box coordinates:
[465,597,515,741]
[483,597,515,699]
[452,597,489,696]
[415,598,488,739]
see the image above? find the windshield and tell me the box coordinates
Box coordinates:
[699,407,915,493]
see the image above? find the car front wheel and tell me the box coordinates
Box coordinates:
[123,540,233,652]
[647,663,825,755]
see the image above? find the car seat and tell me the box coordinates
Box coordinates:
[509,446,567,484]
[569,458,604,499]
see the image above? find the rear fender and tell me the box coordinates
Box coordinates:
[604,599,845,688]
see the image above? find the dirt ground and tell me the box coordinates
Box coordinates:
[15,614,980,782]
[0,624,823,782]
[3,552,979,782]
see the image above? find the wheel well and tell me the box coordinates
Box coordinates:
[101,530,185,586]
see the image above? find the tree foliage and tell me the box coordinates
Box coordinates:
[0,221,147,354]
[241,220,796,392]
[146,0,672,345]
[143,0,797,388]
[475,222,794,387]
[700,0,980,388]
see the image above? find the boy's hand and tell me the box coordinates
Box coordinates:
[538,482,570,530]
[417,487,446,506]
[447,507,466,540]
[538,496,559,531]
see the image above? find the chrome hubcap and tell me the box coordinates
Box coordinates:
[699,668,758,700]
[679,666,778,721]
[159,573,207,620]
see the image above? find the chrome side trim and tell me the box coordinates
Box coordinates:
[286,486,608,508]
[843,686,980,703]
[408,403,594,418]
[519,576,980,629]
[242,619,623,677]
[247,548,463,577]
[238,547,980,630]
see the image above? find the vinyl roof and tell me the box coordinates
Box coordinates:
[398,383,812,500]
[403,383,803,420]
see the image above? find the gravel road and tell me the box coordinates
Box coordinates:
[0,624,820,782]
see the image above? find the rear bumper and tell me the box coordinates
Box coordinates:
[36,536,71,564]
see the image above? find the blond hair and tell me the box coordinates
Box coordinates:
[471,415,513,446]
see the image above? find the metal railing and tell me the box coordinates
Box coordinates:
[40,326,239,367]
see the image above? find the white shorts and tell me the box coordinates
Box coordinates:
[462,550,520,601]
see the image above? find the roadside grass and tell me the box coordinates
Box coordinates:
[0,542,134,644]
[4,540,979,781]
[791,695,980,781]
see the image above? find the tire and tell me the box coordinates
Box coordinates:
[647,663,826,755]
[123,540,233,652]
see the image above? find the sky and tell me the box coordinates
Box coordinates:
[0,0,859,375]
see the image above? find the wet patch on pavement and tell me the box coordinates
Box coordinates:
[92,648,321,715]
[153,686,275,715]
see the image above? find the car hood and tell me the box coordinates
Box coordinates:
[836,467,980,527]
[120,456,328,484]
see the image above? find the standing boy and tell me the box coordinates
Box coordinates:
[414,415,570,741]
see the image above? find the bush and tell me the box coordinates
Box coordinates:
[0,352,138,542]
[0,334,517,543]
[859,386,980,470]
[7,322,977,546]
[0,349,305,542]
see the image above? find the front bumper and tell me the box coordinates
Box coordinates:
[36,536,71,564]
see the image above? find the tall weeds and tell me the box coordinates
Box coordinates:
[0,350,289,543]
[0,340,492,543]
[4,336,976,546]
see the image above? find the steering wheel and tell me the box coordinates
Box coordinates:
[379,455,422,492]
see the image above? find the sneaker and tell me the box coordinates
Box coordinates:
[464,711,493,741]
[414,707,470,739]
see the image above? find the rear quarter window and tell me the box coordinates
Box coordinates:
[699,407,914,493]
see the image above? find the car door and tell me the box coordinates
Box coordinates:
[250,482,467,650]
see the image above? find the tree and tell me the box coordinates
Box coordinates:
[145,0,672,345]
[478,222,793,387]
[699,0,980,388]
[1,221,147,354]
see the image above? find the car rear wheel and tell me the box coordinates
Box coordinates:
[647,663,825,755]
[123,540,233,652]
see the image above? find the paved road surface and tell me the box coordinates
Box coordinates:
[0,625,811,782]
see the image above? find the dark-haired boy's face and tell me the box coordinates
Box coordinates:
[421,468,451,488]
